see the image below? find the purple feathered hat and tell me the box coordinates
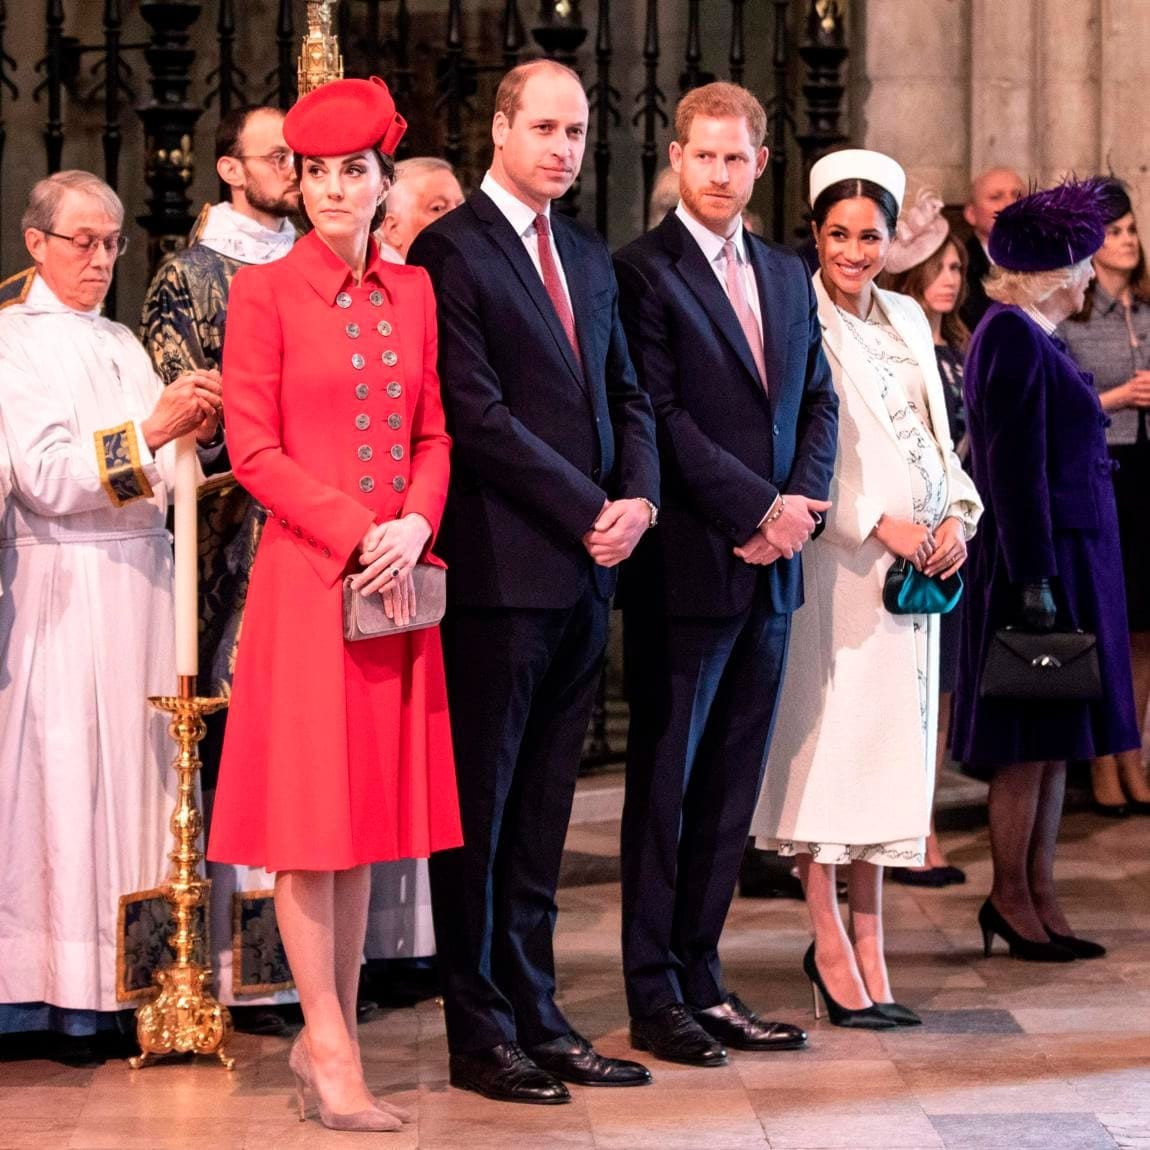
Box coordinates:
[988,177,1109,272]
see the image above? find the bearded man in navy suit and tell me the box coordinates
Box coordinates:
[614,83,838,1066]
[408,60,660,1104]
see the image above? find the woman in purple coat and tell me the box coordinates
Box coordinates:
[952,178,1140,963]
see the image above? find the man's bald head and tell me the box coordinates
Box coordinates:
[965,167,1025,243]
[379,157,464,260]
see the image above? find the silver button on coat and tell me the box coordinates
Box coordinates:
[351,353,366,369]
[382,350,398,367]
[336,292,352,309]
[377,320,393,337]
[387,381,402,399]
[358,445,374,462]
[369,290,384,306]
[355,383,370,400]
[356,413,371,430]
[392,476,406,492]
[360,476,376,493]
[387,413,402,430]
[390,444,404,461]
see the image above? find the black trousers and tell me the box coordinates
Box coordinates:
[429,587,609,1053]
[620,596,790,1018]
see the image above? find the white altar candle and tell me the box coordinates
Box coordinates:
[174,434,198,679]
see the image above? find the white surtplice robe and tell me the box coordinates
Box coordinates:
[0,275,178,1018]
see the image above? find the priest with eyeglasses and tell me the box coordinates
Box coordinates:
[0,171,223,1045]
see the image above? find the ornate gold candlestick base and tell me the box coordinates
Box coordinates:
[130,678,235,1071]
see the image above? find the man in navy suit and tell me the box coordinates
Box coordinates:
[408,60,660,1104]
[614,83,838,1065]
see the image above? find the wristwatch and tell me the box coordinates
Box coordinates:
[637,497,659,528]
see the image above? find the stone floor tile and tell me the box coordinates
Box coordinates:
[0,1086,91,1120]
[244,1118,419,1149]
[0,1119,76,1148]
[1011,1007,1150,1034]
[760,1107,944,1148]
[584,1086,765,1150]
[1064,1062,1150,1112]
[66,1116,248,1150]
[732,1056,904,1093]
[1098,1112,1150,1149]
[929,1112,1119,1149]
[905,1009,1023,1034]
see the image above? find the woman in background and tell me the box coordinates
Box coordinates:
[1062,178,1150,817]
[881,190,973,887]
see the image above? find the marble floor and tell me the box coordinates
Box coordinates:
[2,806,1149,1150]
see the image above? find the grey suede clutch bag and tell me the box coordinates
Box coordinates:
[342,564,447,640]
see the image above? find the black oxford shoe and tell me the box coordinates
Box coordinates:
[694,992,807,1051]
[449,1042,571,1104]
[629,1002,727,1066]
[526,1030,652,1087]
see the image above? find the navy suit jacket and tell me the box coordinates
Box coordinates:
[613,213,838,617]
[408,190,659,609]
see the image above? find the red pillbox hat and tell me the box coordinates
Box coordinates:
[283,76,407,158]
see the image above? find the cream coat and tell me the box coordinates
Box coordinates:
[752,273,982,852]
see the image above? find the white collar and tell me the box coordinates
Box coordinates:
[675,201,748,266]
[21,273,103,319]
[1022,304,1058,336]
[481,171,549,239]
[196,202,295,265]
[376,239,405,265]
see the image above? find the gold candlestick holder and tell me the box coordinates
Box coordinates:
[129,676,234,1070]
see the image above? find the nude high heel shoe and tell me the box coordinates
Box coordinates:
[288,1033,402,1132]
[350,1037,414,1124]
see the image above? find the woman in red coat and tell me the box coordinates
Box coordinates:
[208,77,461,1131]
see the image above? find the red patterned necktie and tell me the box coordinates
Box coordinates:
[722,239,767,391]
[534,213,582,368]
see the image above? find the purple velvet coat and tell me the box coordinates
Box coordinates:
[951,303,1140,773]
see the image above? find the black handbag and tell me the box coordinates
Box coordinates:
[882,558,963,615]
[979,626,1102,701]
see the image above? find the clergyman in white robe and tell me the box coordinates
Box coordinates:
[0,273,180,1032]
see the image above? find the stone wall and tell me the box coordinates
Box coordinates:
[855,0,1150,213]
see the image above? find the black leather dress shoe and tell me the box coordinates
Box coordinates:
[695,993,807,1051]
[526,1030,652,1087]
[630,1003,727,1066]
[449,1042,571,1104]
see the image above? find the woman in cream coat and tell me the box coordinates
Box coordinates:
[752,151,982,1027]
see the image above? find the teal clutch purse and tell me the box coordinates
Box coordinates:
[882,558,963,615]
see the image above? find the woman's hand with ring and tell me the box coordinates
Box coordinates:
[381,569,417,625]
[923,516,967,579]
[350,513,432,596]
[873,515,936,571]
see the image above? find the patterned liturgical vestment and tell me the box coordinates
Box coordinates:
[141,203,299,1006]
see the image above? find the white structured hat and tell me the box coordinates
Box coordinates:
[809,148,907,211]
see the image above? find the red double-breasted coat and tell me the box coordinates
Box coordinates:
[207,231,462,871]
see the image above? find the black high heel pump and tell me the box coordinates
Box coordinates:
[978,901,1075,963]
[802,944,896,1030]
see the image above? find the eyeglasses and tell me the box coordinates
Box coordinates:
[41,230,128,257]
[236,150,295,172]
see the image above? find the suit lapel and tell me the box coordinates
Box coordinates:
[814,271,900,447]
[666,216,767,399]
[473,191,585,391]
[878,287,952,449]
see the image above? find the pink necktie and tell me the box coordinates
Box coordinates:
[722,239,767,390]
[534,213,582,369]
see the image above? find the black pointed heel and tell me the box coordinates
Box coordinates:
[802,944,897,1030]
[1045,930,1106,959]
[977,900,1076,962]
[873,1001,922,1026]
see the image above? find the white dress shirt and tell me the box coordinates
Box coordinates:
[481,171,574,313]
[674,201,763,330]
